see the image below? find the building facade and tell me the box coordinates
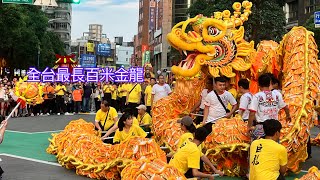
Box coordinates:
[150,0,197,73]
[116,45,134,68]
[284,0,320,29]
[70,23,116,69]
[172,0,195,25]
[132,35,139,66]
[70,38,116,68]
[45,2,72,54]
[137,0,150,66]
[86,24,103,42]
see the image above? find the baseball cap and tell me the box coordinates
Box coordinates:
[177,116,193,126]
[136,105,147,111]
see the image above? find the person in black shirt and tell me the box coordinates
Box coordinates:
[82,83,93,113]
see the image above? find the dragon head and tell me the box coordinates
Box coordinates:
[167,1,255,78]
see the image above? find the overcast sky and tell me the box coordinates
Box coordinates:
[71,0,138,42]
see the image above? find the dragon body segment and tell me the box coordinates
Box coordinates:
[152,72,207,152]
[278,27,320,172]
[46,119,185,179]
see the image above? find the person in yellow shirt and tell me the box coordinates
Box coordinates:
[117,83,125,111]
[101,108,139,140]
[111,84,118,112]
[136,105,152,132]
[170,116,223,176]
[144,78,156,114]
[169,127,223,179]
[94,100,118,144]
[126,83,142,117]
[249,119,287,180]
[176,116,197,149]
[166,116,197,160]
[121,83,129,109]
[117,83,123,111]
[113,113,147,144]
[54,83,67,115]
[103,82,113,103]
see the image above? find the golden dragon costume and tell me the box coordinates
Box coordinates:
[154,0,320,177]
[46,1,320,179]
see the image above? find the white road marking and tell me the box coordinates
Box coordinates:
[32,130,63,134]
[0,153,61,167]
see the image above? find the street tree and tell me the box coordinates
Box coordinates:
[0,4,65,74]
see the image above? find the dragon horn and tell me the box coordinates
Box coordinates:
[226,1,252,29]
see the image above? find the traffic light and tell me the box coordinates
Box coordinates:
[57,0,80,4]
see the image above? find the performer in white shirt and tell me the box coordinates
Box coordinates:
[248,74,291,140]
[203,77,237,133]
[238,79,252,121]
[151,75,172,105]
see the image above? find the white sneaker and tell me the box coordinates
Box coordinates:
[57,113,60,115]
[31,113,34,116]
[46,113,50,115]
[40,113,43,116]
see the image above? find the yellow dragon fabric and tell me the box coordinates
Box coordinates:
[46,119,186,179]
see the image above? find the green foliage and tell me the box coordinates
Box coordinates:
[187,0,286,45]
[304,11,320,55]
[40,31,66,68]
[0,4,65,71]
[244,0,286,43]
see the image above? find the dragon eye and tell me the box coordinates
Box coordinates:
[208,26,221,36]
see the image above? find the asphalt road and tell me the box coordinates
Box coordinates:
[0,114,318,180]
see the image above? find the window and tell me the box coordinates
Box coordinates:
[305,0,320,14]
[126,58,128,62]
[139,25,143,33]
[126,51,128,55]
[49,23,55,29]
[308,0,315,5]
